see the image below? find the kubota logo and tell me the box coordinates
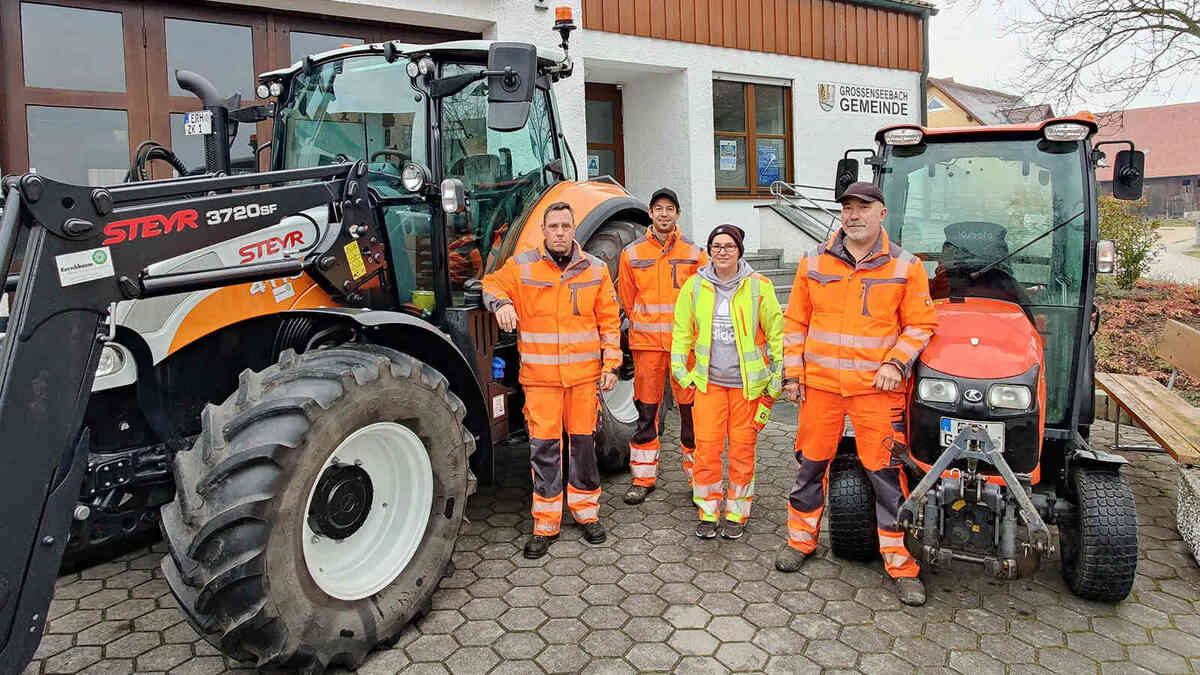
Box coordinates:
[239,230,307,264]
[102,209,199,245]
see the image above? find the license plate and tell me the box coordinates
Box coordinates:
[940,417,1005,452]
[183,111,212,136]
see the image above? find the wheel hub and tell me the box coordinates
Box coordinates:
[308,464,374,540]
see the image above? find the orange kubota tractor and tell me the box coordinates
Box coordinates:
[825,115,1146,602]
[0,10,652,672]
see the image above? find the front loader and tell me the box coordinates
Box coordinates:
[0,12,649,673]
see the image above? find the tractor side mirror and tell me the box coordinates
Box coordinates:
[487,43,538,132]
[1112,149,1145,200]
[834,158,859,199]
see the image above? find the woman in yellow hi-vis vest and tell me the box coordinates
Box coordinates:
[670,225,784,539]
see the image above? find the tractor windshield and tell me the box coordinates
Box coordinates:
[878,137,1090,425]
[440,63,561,291]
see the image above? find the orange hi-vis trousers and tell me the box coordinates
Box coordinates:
[524,383,602,536]
[692,383,759,523]
[630,350,697,487]
[786,387,919,578]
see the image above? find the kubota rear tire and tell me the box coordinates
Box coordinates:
[160,345,473,672]
[1060,466,1138,602]
[828,451,879,562]
[584,218,644,473]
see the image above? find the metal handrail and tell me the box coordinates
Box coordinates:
[769,180,841,238]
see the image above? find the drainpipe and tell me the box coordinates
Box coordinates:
[920,10,932,126]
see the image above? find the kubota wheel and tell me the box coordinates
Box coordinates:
[1059,466,1138,602]
[828,450,879,562]
[584,218,644,473]
[160,345,473,672]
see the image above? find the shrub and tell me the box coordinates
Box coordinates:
[1098,196,1161,289]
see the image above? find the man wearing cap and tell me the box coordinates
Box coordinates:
[774,182,938,607]
[616,188,707,504]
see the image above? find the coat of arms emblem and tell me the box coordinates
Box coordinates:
[818,82,836,112]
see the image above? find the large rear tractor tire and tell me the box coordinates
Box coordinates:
[1060,466,1138,602]
[584,218,644,473]
[160,345,473,672]
[828,451,879,562]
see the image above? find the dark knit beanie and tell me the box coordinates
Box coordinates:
[707,224,745,258]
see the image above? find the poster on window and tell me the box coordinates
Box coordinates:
[718,140,738,172]
[587,154,600,177]
[757,145,781,185]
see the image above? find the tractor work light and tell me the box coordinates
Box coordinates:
[988,384,1032,410]
[1043,122,1090,142]
[918,378,958,404]
[401,162,430,192]
[441,178,467,214]
[95,344,124,378]
[1097,240,1116,273]
[268,81,284,97]
[255,84,271,99]
[883,128,924,146]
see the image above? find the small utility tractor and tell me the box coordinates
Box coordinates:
[827,114,1145,601]
[0,10,652,673]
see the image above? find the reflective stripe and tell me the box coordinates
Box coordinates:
[892,340,920,361]
[602,348,622,362]
[883,551,913,569]
[694,343,711,358]
[789,530,815,543]
[631,320,673,333]
[567,490,600,506]
[784,355,805,368]
[631,464,658,478]
[893,251,914,279]
[804,353,881,372]
[572,506,599,522]
[630,448,658,463]
[521,351,601,365]
[879,532,906,548]
[520,276,555,287]
[784,333,807,346]
[808,328,899,350]
[788,512,820,529]
[532,498,560,514]
[534,521,559,535]
[521,330,599,344]
[671,353,687,365]
[746,368,770,383]
[634,301,677,314]
[901,327,933,343]
[693,481,722,498]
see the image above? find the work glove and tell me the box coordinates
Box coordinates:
[752,395,775,432]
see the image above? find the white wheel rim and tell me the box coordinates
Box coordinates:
[302,422,433,600]
[601,376,639,424]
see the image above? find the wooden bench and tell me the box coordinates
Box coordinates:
[1095,319,1200,466]
[1096,319,1200,562]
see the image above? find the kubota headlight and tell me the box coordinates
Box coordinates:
[988,384,1032,410]
[918,378,958,404]
[96,344,124,378]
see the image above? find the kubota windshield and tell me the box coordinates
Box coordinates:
[878,137,1091,425]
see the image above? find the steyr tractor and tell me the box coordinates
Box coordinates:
[826,115,1145,601]
[0,11,652,673]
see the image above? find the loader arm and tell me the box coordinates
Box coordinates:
[0,162,378,673]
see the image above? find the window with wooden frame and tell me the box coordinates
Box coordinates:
[713,79,793,198]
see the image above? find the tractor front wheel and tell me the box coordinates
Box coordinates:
[161,345,472,672]
[1059,466,1138,602]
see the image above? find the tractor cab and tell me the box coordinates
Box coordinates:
[828,115,1147,602]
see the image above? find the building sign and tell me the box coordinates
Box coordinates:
[587,154,600,177]
[818,82,910,116]
[757,144,781,185]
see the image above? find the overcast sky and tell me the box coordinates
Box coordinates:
[927,1,1200,112]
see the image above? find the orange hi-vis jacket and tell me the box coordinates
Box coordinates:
[784,228,938,396]
[617,226,708,351]
[482,242,622,387]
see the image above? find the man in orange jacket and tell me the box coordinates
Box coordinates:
[482,202,622,559]
[774,182,938,607]
[617,188,708,504]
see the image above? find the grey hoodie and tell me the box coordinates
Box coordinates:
[697,259,755,388]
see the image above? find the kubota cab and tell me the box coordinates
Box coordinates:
[0,11,653,673]
[826,114,1145,602]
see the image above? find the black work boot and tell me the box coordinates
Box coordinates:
[523,533,559,559]
[896,577,926,606]
[580,521,607,544]
[696,520,719,539]
[774,543,810,572]
[623,484,655,505]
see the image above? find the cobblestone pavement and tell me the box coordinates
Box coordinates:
[27,413,1200,674]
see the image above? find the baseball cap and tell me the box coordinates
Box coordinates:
[836,182,885,205]
[649,187,680,211]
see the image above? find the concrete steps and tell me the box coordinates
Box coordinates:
[745,248,797,306]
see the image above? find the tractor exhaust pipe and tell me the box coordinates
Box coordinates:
[175,70,235,176]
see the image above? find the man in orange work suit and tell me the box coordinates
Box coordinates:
[617,188,707,504]
[774,182,938,607]
[482,202,622,559]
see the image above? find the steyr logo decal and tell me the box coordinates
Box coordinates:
[964,389,984,403]
[239,230,307,264]
[102,209,200,245]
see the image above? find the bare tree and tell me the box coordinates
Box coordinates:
[1005,0,1199,110]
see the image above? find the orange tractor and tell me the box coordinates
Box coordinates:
[0,11,653,672]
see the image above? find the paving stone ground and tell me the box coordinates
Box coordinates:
[26,412,1200,674]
